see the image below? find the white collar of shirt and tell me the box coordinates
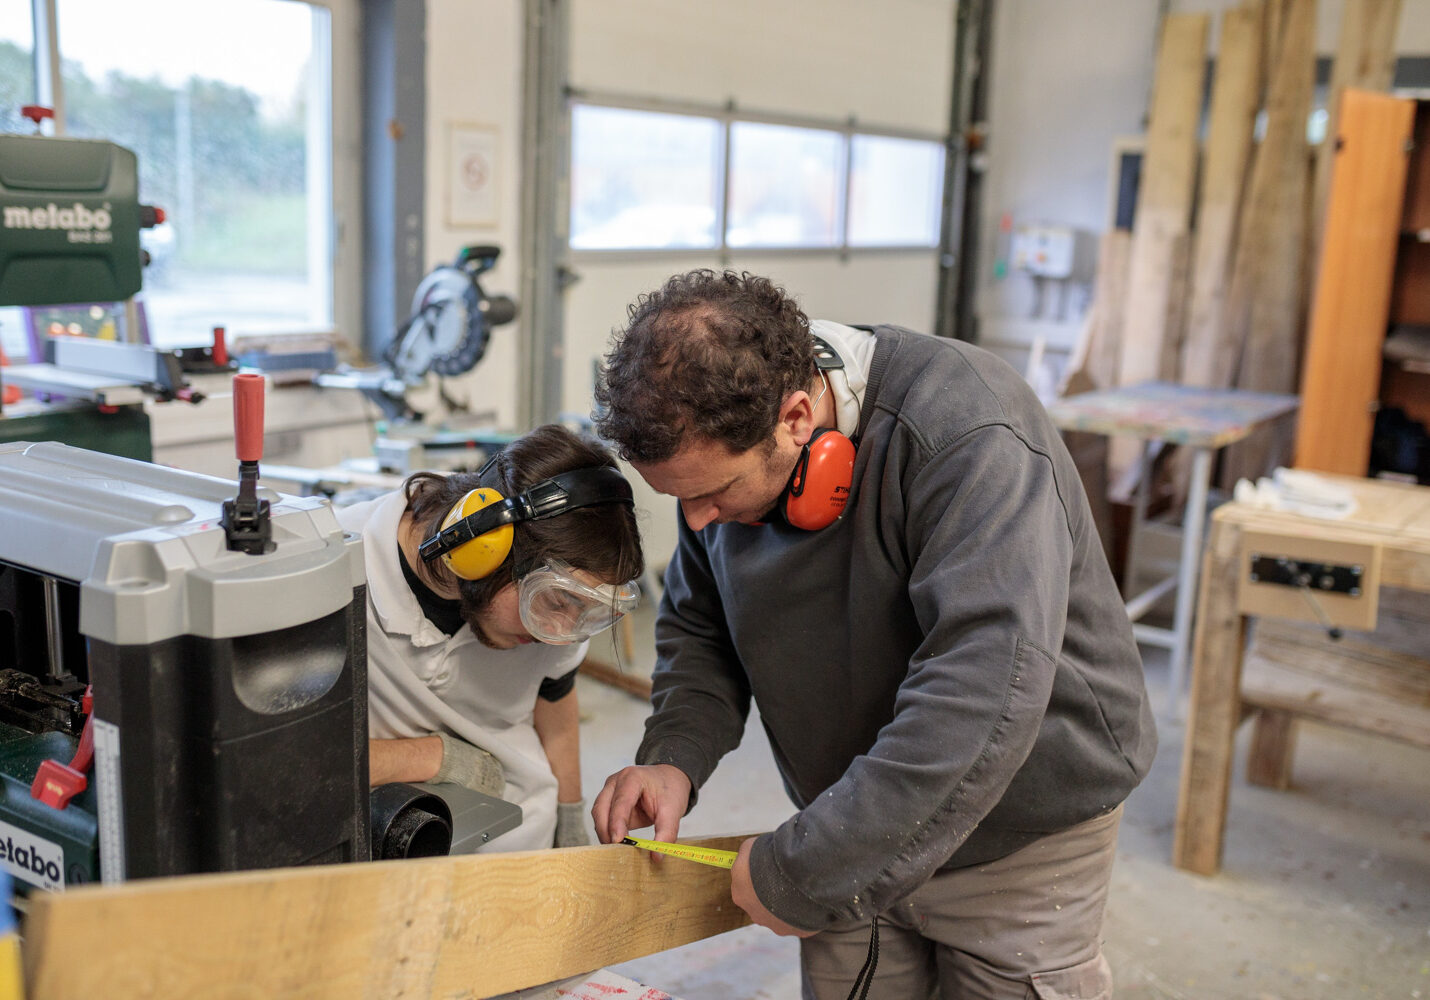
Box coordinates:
[361,489,465,649]
[810,320,875,439]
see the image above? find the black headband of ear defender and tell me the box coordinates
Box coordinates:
[417,458,634,564]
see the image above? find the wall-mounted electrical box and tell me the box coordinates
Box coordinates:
[1010,223,1091,279]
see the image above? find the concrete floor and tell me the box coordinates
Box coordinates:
[566,607,1430,1000]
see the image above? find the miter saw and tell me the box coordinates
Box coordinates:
[319,244,518,425]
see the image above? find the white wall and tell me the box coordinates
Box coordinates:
[977,0,1430,383]
[569,0,955,133]
[415,0,526,430]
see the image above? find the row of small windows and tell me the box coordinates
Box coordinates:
[569,104,945,252]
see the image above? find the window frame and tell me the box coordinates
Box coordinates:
[14,0,362,345]
[566,89,946,260]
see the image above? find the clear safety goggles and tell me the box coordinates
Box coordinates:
[518,558,640,645]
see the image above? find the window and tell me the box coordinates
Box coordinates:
[2,0,352,349]
[568,100,945,254]
[727,122,844,249]
[848,135,944,248]
[0,0,34,135]
[0,0,34,357]
[570,105,722,250]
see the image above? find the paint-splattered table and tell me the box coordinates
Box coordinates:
[1045,382,1298,712]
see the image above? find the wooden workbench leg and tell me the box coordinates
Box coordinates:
[1173,514,1247,875]
[1246,710,1297,789]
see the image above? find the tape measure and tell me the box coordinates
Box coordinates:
[621,836,737,869]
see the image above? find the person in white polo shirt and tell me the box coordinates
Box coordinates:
[338,424,643,851]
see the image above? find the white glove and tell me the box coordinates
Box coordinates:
[554,800,591,848]
[433,732,505,798]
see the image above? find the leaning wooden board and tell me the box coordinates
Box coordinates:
[1311,0,1404,251]
[1179,1,1265,391]
[1116,12,1209,390]
[1109,12,1208,485]
[1219,0,1315,486]
[24,834,756,999]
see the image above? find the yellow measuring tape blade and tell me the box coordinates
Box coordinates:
[621,836,738,869]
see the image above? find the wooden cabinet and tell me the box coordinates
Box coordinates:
[1384,100,1430,431]
[1295,90,1426,476]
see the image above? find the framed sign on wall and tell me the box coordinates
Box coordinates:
[447,122,500,228]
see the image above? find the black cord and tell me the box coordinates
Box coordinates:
[846,915,879,1000]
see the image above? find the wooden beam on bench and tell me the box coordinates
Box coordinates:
[23,834,756,1000]
[1242,619,1430,749]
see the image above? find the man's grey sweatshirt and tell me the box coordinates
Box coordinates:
[637,327,1157,932]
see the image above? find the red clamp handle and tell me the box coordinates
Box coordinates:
[233,373,265,463]
[31,685,96,811]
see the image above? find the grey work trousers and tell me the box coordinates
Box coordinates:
[800,805,1122,1000]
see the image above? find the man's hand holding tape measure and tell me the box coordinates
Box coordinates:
[592,763,814,939]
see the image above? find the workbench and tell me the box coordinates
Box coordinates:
[1045,381,1299,711]
[1173,474,1430,875]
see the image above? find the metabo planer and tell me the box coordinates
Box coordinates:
[0,427,371,888]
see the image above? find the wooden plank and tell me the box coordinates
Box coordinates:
[1250,617,1430,704]
[580,656,654,701]
[1158,232,1193,382]
[1174,510,1248,875]
[1063,229,1134,393]
[1263,0,1289,79]
[1294,90,1416,475]
[1057,230,1132,564]
[1179,1,1266,390]
[23,834,756,1000]
[1311,0,1404,252]
[1220,0,1317,485]
[1246,709,1298,788]
[1116,12,1209,390]
[1241,646,1430,749]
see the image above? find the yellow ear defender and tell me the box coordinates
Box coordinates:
[435,487,515,580]
[418,464,635,582]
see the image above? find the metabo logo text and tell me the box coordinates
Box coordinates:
[0,818,66,891]
[3,201,114,245]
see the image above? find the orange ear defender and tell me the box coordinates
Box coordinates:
[778,427,856,530]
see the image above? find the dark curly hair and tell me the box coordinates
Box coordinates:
[404,424,644,624]
[593,270,816,463]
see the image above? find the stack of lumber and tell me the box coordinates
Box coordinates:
[1061,0,1406,503]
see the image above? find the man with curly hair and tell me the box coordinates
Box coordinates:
[591,270,1155,999]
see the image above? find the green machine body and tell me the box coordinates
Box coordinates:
[0,133,148,308]
[0,723,99,892]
